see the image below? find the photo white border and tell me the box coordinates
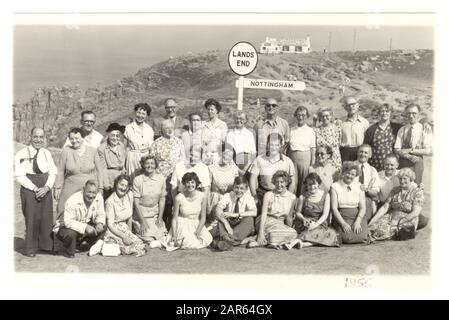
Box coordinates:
[1,0,449,300]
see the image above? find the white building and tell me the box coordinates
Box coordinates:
[259,36,311,54]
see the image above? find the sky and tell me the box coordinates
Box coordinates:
[13,24,434,101]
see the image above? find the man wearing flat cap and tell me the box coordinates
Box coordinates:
[97,123,127,200]
[339,96,370,162]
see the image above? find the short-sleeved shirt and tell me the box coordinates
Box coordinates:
[254,116,290,154]
[105,191,134,223]
[208,163,240,194]
[225,127,257,155]
[124,121,154,152]
[132,172,167,207]
[250,155,296,191]
[331,180,363,208]
[170,162,211,192]
[340,115,369,147]
[218,190,256,215]
[264,190,297,219]
[289,124,316,151]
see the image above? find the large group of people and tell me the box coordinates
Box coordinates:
[14,96,432,258]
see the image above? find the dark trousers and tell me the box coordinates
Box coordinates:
[56,226,105,256]
[340,146,359,162]
[20,174,54,254]
[398,156,424,185]
[210,217,255,244]
[163,174,174,230]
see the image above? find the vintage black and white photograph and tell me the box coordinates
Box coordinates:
[8,9,441,289]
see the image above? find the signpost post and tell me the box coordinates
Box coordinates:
[228,41,306,110]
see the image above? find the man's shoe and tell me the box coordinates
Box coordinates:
[62,252,75,258]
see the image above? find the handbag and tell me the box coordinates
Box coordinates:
[395,216,417,241]
[101,242,121,257]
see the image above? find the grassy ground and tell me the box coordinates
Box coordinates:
[13,158,432,275]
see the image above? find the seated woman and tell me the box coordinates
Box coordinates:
[104,174,146,257]
[330,161,370,244]
[170,172,213,249]
[308,145,340,192]
[248,170,298,249]
[294,172,339,248]
[132,155,168,246]
[369,168,425,241]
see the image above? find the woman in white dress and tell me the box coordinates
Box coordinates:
[170,172,213,249]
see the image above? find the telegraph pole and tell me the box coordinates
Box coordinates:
[389,38,393,58]
[352,29,357,53]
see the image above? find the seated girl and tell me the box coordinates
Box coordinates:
[104,174,146,257]
[170,172,213,249]
[248,170,298,249]
[294,173,340,248]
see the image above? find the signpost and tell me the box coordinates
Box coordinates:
[228,41,306,110]
[234,78,306,91]
[228,42,258,110]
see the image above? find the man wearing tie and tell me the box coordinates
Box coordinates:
[210,176,257,250]
[394,104,433,185]
[14,128,58,257]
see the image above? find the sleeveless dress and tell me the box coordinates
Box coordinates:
[294,192,340,247]
[170,192,213,249]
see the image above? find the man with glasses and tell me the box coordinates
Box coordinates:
[253,98,290,156]
[339,96,370,162]
[394,104,432,185]
[63,110,104,149]
[153,98,190,140]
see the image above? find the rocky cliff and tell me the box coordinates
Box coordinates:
[13,49,433,147]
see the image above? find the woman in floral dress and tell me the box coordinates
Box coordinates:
[314,107,342,169]
[104,174,146,257]
[363,103,402,171]
[368,168,425,240]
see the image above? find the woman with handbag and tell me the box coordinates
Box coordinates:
[368,167,425,241]
[293,173,340,248]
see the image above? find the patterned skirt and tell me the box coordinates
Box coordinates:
[295,219,340,247]
[369,211,417,241]
[104,222,146,256]
[256,216,297,245]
